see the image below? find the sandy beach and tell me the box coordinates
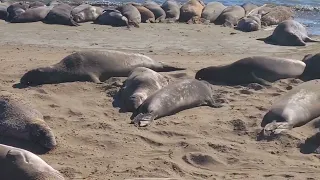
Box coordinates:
[1,21,320,180]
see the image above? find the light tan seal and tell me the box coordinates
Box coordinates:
[0,144,64,180]
[179,0,204,22]
[0,91,56,149]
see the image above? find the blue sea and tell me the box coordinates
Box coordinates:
[87,0,320,35]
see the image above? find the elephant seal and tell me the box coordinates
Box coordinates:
[0,144,64,180]
[236,13,261,32]
[216,5,245,27]
[20,50,185,86]
[161,0,180,22]
[201,2,226,23]
[264,20,319,46]
[6,2,29,22]
[118,67,169,112]
[259,5,293,26]
[179,0,204,22]
[299,53,320,81]
[10,6,51,23]
[130,3,155,23]
[95,9,129,27]
[0,3,9,20]
[241,2,258,15]
[132,79,222,127]
[195,56,306,86]
[117,3,141,27]
[261,79,320,137]
[72,4,103,23]
[0,92,56,149]
[44,3,79,26]
[143,1,166,22]
[28,1,46,8]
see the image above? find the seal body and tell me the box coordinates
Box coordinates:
[237,14,261,32]
[143,1,166,22]
[299,53,320,81]
[179,0,204,22]
[95,9,129,27]
[161,0,180,22]
[118,67,169,112]
[20,50,185,86]
[117,4,141,27]
[259,5,293,26]
[241,2,258,15]
[0,144,64,180]
[201,2,226,23]
[6,2,29,22]
[265,20,319,46]
[44,3,79,26]
[0,92,56,149]
[195,56,306,85]
[0,3,9,20]
[132,79,221,127]
[72,4,103,23]
[11,6,51,23]
[261,79,320,136]
[130,3,155,23]
[216,5,245,27]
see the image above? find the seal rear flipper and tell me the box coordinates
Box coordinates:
[158,64,186,72]
[263,121,293,136]
[88,73,102,83]
[132,113,157,127]
[305,36,320,43]
[251,72,272,86]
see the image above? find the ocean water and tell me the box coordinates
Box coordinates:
[87,0,320,35]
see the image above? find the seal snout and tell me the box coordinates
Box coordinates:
[29,122,57,150]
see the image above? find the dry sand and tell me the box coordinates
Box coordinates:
[0,21,320,180]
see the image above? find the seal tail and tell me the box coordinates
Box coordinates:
[305,36,320,43]
[132,113,157,127]
[158,64,186,72]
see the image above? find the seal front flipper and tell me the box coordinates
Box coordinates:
[263,121,293,136]
[251,72,272,86]
[132,113,157,127]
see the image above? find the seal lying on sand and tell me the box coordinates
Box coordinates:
[201,2,226,23]
[263,20,319,46]
[6,2,29,22]
[143,1,166,22]
[161,0,180,22]
[0,3,9,20]
[0,92,56,149]
[130,3,155,23]
[179,0,204,22]
[117,3,141,27]
[299,53,320,81]
[132,79,222,127]
[11,6,52,23]
[72,4,103,23]
[236,14,261,32]
[261,79,320,137]
[216,5,245,27]
[44,3,79,26]
[20,50,185,86]
[0,144,64,180]
[117,67,169,112]
[95,9,129,27]
[259,5,293,26]
[195,56,306,86]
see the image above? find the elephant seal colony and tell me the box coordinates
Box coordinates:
[0,144,64,180]
[132,79,223,127]
[20,50,185,86]
[262,79,320,137]
[0,91,56,149]
[117,67,169,112]
[195,56,306,85]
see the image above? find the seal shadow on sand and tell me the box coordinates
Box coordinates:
[0,136,51,154]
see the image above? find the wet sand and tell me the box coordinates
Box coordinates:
[1,21,320,180]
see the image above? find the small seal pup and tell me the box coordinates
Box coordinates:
[20,50,185,86]
[299,53,320,81]
[195,56,306,86]
[0,144,64,180]
[0,92,56,149]
[161,0,180,22]
[95,9,129,27]
[263,20,319,46]
[201,2,226,23]
[130,3,155,23]
[117,67,169,112]
[10,6,52,23]
[179,0,204,22]
[132,79,222,127]
[117,3,141,27]
[236,13,261,32]
[72,4,103,23]
[143,1,166,22]
[44,3,79,26]
[216,5,245,27]
[261,79,320,137]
